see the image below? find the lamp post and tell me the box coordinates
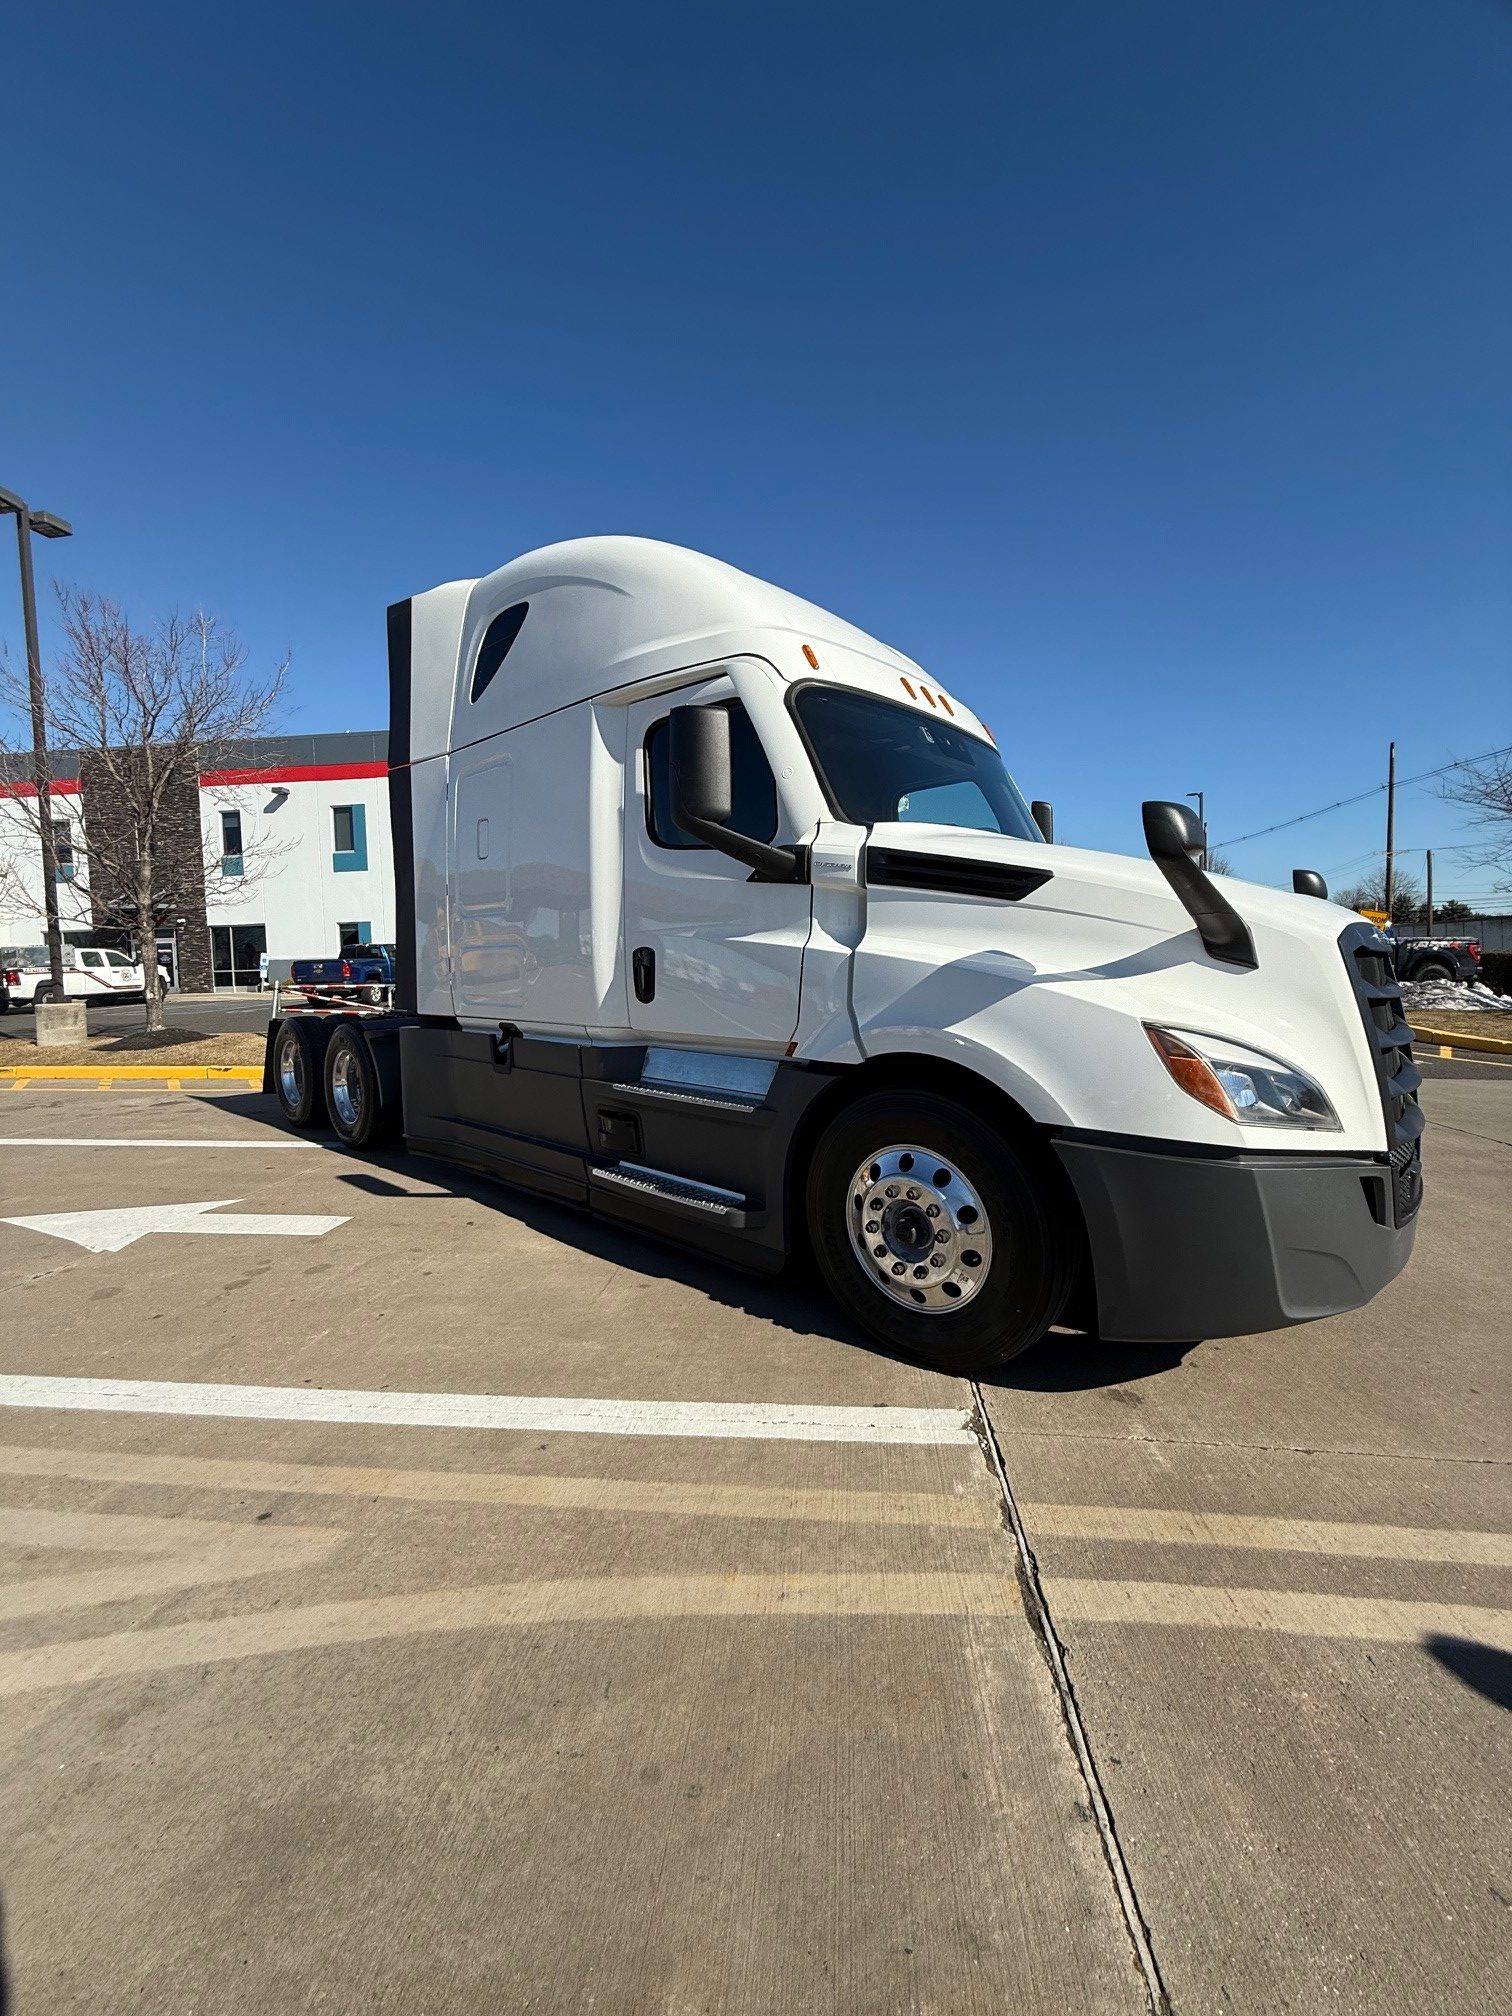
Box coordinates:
[1185,789,1207,871]
[0,486,73,997]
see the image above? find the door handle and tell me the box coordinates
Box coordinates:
[632,946,656,1003]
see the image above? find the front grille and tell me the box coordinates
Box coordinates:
[1340,922,1424,1226]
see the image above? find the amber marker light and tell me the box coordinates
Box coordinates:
[1145,1026,1235,1120]
[802,644,820,669]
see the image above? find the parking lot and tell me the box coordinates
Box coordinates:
[1,1071,1507,2015]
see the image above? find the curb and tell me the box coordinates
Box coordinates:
[1409,1024,1512,1057]
[1,1064,263,1086]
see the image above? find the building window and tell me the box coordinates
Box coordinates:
[338,921,372,950]
[332,803,368,872]
[220,809,244,877]
[644,704,779,850]
[52,816,75,882]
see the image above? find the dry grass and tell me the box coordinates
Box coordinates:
[1408,1009,1512,1043]
[1,1028,266,1069]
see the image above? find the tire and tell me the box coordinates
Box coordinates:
[33,982,62,1008]
[362,983,385,1006]
[1407,958,1453,984]
[322,1025,396,1148]
[805,1090,1075,1374]
[272,1018,325,1129]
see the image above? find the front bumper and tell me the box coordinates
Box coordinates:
[1054,1134,1419,1343]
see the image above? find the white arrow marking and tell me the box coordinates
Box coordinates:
[0,1199,349,1253]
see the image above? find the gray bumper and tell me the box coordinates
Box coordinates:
[1054,1136,1418,1343]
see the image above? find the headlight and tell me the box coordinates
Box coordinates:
[1146,1026,1339,1130]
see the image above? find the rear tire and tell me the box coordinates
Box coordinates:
[272,1019,324,1130]
[806,1089,1074,1373]
[322,1025,396,1148]
[1407,958,1453,983]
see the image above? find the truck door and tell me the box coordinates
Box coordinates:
[622,687,810,1050]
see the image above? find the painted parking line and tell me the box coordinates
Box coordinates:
[0,1571,1021,1698]
[0,1136,314,1149]
[4,1566,1508,1699]
[1024,1503,1512,1569]
[0,1443,998,1528]
[0,1373,975,1446]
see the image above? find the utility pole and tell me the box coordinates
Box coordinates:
[0,487,73,996]
[1425,848,1434,934]
[1185,789,1207,871]
[1384,741,1396,920]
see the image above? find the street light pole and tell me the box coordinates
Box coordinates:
[1185,789,1207,871]
[0,486,73,996]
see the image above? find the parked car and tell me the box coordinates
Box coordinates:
[0,943,172,1009]
[288,943,397,1005]
[1393,936,1482,985]
[0,963,13,1015]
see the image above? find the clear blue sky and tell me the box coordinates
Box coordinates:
[3,1,1508,903]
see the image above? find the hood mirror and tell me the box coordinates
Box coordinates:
[1292,869,1328,900]
[1031,800,1054,843]
[1141,800,1257,970]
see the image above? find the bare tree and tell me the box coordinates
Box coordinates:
[1,589,286,1031]
[1205,849,1233,877]
[1441,750,1512,889]
[1337,869,1425,924]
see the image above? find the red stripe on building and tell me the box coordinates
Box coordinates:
[197,761,390,787]
[0,778,82,799]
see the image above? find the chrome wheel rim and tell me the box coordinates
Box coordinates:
[330,1044,363,1130]
[845,1143,994,1314]
[278,1031,304,1110]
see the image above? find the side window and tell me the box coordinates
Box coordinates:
[104,950,133,969]
[645,704,779,851]
[471,602,529,704]
[79,949,103,968]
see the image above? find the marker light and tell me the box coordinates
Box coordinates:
[1146,1026,1339,1130]
[802,644,819,669]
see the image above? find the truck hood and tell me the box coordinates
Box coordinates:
[846,821,1388,1151]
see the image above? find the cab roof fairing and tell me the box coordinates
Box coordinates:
[397,536,986,759]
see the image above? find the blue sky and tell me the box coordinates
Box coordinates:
[3,1,1508,902]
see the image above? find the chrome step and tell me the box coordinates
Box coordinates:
[609,1081,762,1114]
[590,1161,749,1223]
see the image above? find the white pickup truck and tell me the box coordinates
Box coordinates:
[1,943,171,1010]
[264,537,1422,1372]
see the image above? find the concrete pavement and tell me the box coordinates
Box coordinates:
[0,1075,1506,2013]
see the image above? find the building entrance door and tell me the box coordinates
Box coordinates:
[211,924,267,990]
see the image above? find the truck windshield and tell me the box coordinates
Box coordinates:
[793,686,1041,840]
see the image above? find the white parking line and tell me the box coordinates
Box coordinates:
[0,1373,974,1445]
[0,1137,313,1149]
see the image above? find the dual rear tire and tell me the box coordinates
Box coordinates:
[273,1020,396,1149]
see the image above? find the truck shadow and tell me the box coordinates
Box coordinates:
[326,1140,1203,1392]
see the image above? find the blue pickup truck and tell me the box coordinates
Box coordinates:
[288,943,398,1004]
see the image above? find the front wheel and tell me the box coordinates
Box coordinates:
[806,1090,1075,1373]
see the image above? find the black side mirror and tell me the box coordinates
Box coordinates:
[1292,869,1329,900]
[1031,800,1054,843]
[1144,801,1206,863]
[1141,800,1257,969]
[668,705,800,882]
[670,705,733,829]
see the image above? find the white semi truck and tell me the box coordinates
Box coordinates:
[264,537,1422,1371]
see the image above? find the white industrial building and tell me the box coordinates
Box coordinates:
[1,732,395,991]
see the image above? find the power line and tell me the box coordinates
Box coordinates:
[1215,743,1512,849]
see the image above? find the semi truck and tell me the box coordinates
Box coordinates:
[264,537,1422,1372]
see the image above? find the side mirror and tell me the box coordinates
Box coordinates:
[1031,800,1054,844]
[668,705,801,883]
[1144,801,1206,864]
[1141,800,1257,970]
[670,705,733,829]
[1292,869,1328,900]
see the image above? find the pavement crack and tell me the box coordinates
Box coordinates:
[969,1382,1172,2016]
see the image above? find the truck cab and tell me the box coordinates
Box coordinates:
[268,536,1421,1371]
